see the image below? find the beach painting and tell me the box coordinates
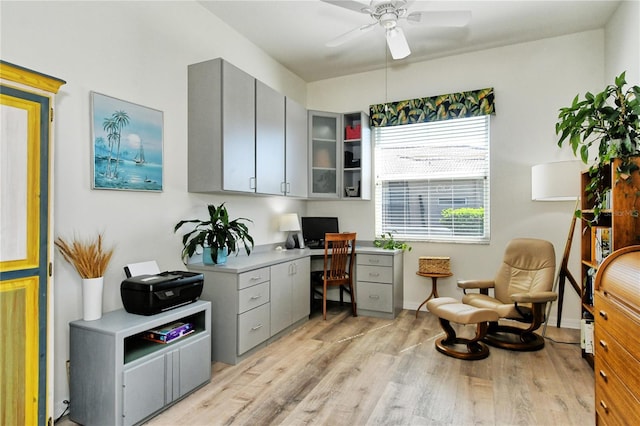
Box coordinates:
[91,92,163,191]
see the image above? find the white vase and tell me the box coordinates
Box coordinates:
[82,277,104,321]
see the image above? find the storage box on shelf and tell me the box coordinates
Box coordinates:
[579,157,640,367]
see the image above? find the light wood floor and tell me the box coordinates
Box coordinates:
[62,304,595,426]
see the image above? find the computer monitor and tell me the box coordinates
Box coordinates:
[301,217,339,248]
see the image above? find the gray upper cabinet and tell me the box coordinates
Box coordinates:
[188,58,256,193]
[188,58,308,197]
[256,80,285,195]
[285,97,308,197]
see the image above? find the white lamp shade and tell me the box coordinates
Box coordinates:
[531,160,584,201]
[279,213,301,232]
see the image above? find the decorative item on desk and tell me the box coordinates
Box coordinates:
[419,257,450,274]
[54,233,114,321]
[280,213,301,249]
[174,203,254,265]
[373,232,412,251]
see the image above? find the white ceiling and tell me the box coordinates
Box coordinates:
[199,0,621,82]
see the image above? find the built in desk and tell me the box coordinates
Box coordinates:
[188,245,403,364]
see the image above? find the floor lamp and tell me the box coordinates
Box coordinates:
[531,160,584,333]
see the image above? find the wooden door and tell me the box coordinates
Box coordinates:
[0,61,64,426]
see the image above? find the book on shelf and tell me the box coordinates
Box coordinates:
[581,318,594,354]
[142,321,194,344]
[583,267,596,305]
[591,226,612,265]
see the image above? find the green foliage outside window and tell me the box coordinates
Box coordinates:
[440,207,484,235]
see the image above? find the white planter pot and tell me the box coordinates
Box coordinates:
[82,277,104,321]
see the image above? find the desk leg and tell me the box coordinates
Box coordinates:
[416,277,439,318]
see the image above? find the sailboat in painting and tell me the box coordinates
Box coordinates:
[134,141,145,165]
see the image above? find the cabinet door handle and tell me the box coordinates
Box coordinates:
[251,324,263,331]
[369,295,380,299]
[369,272,380,277]
[250,294,262,300]
[599,400,608,413]
[368,259,380,264]
[281,182,287,194]
[250,275,262,281]
[599,340,608,350]
[599,370,608,382]
[598,310,608,320]
[250,177,256,190]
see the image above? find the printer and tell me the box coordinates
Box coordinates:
[121,270,204,316]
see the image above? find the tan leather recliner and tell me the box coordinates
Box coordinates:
[457,238,557,351]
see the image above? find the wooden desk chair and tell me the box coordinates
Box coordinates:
[311,232,357,320]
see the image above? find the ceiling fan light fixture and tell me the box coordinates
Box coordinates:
[379,13,398,29]
[386,27,410,59]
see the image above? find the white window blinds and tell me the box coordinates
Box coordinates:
[374,115,490,243]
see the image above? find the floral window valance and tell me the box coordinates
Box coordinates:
[369,87,495,127]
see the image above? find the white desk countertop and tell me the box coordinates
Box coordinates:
[187,246,402,274]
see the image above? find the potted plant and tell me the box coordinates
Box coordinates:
[174,203,254,265]
[373,232,412,251]
[556,71,640,223]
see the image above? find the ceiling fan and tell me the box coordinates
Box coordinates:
[322,0,471,60]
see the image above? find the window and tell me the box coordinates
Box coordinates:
[374,115,490,243]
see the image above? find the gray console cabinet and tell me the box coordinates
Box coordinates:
[69,301,211,426]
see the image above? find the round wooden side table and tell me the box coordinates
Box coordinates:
[415,271,453,318]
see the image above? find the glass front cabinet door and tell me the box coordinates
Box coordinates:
[309,111,341,198]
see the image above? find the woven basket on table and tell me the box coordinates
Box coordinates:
[418,256,451,274]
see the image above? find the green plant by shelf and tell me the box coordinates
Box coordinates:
[556,71,640,224]
[373,232,412,251]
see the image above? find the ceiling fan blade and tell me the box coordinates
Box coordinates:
[321,0,371,14]
[386,27,411,60]
[326,22,376,47]
[406,10,472,27]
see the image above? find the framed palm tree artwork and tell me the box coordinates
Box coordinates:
[90,92,163,191]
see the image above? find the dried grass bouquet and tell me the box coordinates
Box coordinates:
[55,233,114,279]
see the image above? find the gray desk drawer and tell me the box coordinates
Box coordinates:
[357,281,392,313]
[238,303,270,355]
[238,267,270,290]
[238,281,270,314]
[357,254,393,267]
[357,265,392,284]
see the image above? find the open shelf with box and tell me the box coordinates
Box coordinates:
[308,110,371,200]
[70,301,211,426]
[342,111,371,200]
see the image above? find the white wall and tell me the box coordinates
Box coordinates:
[306,30,606,327]
[1,1,308,417]
[605,0,640,84]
